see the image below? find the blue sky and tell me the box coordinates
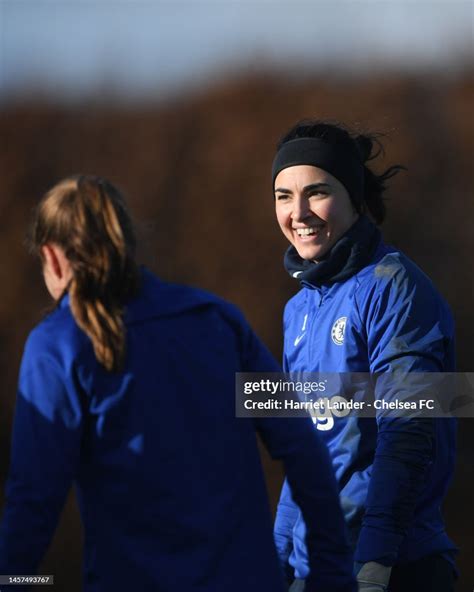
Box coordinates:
[1,1,472,100]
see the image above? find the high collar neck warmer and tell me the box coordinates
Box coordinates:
[284,216,381,288]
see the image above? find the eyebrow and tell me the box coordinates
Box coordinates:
[274,182,331,195]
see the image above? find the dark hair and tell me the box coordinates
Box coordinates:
[29,175,140,372]
[277,120,405,224]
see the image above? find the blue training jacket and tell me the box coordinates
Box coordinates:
[0,268,356,592]
[274,239,458,580]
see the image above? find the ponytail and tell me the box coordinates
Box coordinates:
[30,175,139,372]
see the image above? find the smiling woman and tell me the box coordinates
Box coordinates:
[274,165,358,262]
[271,120,459,592]
[272,122,403,265]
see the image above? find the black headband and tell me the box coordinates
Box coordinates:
[272,137,364,205]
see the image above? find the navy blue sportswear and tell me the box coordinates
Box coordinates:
[0,268,356,592]
[274,218,457,580]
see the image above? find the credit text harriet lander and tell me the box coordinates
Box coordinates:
[243,398,435,411]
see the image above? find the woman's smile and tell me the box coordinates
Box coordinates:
[274,165,358,261]
[294,223,326,240]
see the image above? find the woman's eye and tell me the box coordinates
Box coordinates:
[276,194,290,201]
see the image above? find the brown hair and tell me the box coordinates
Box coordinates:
[29,175,140,372]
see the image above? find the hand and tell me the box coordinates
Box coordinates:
[355,561,392,592]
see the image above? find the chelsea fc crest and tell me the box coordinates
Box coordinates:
[331,317,347,345]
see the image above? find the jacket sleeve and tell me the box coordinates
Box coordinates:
[354,259,454,565]
[239,317,356,592]
[272,348,299,578]
[0,331,84,577]
[273,479,299,582]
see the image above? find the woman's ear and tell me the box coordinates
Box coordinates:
[41,244,63,279]
[40,244,72,300]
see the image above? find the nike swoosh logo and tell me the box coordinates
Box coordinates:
[294,333,305,346]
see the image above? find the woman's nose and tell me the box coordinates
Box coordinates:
[291,196,311,222]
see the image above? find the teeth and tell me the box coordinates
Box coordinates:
[296,227,317,236]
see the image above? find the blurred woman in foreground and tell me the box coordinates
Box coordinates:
[0,175,356,592]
